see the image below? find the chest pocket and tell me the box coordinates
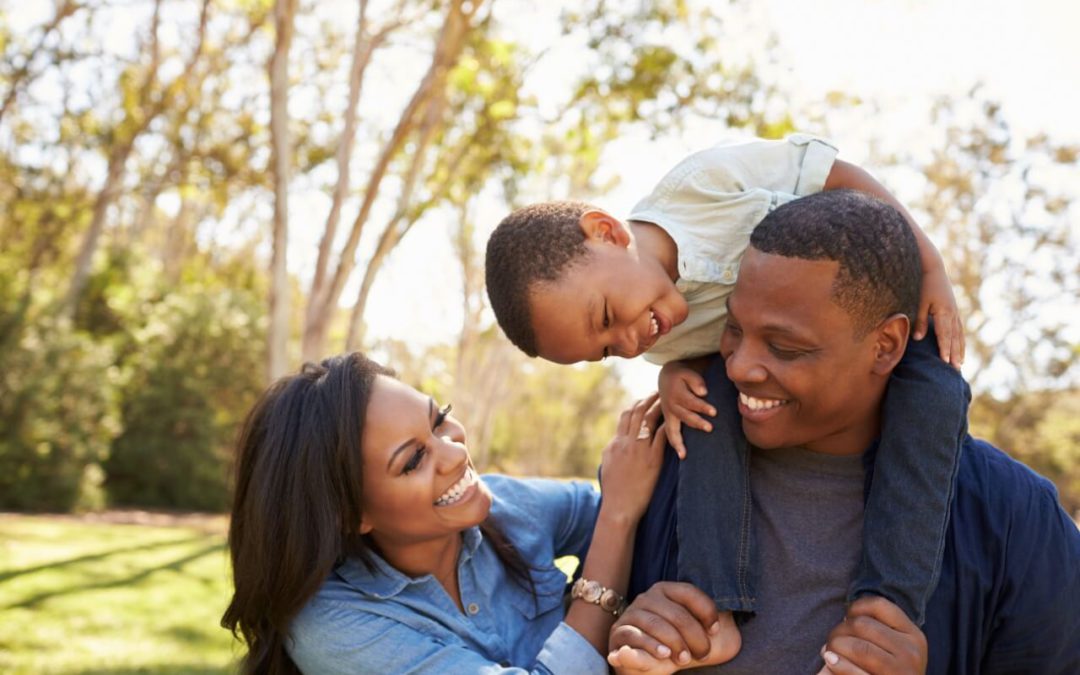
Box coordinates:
[509,564,570,620]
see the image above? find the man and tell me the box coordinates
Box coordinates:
[608,190,1080,674]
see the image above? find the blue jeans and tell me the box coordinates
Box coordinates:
[629,323,969,625]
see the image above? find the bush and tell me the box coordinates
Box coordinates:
[0,316,120,511]
[104,285,265,511]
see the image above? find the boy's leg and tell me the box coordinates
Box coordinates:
[851,321,970,625]
[677,354,757,614]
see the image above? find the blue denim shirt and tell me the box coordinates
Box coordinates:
[631,436,1080,674]
[287,475,606,675]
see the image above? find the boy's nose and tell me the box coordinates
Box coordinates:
[615,327,640,357]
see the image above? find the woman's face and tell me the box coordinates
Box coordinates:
[358,375,493,546]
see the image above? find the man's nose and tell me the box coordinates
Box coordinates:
[725,342,768,384]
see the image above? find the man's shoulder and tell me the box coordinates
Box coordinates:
[954,435,1065,526]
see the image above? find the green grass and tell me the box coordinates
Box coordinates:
[0,513,239,674]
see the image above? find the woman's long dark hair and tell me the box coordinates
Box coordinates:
[221,353,533,674]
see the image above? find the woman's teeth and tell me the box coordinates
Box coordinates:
[434,469,477,506]
[739,392,788,411]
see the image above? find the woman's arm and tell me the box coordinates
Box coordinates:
[561,395,666,654]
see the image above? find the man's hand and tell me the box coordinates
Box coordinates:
[658,361,716,459]
[607,582,740,673]
[817,596,927,675]
[914,254,964,369]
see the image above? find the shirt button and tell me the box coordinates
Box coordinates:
[722,270,734,282]
[467,603,479,615]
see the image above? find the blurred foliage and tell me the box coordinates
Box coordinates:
[104,274,266,511]
[0,310,120,512]
[0,0,1074,514]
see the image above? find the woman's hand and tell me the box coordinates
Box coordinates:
[599,393,667,523]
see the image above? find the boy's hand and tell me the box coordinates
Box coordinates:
[915,263,965,369]
[658,361,716,459]
[817,596,927,675]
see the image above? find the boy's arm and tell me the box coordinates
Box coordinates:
[824,160,964,368]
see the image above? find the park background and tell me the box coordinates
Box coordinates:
[1,0,1077,672]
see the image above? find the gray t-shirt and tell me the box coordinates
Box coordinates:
[710,445,866,674]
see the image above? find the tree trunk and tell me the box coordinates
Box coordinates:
[266,0,298,380]
[301,0,477,361]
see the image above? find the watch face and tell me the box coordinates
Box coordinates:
[581,580,602,603]
[600,589,620,611]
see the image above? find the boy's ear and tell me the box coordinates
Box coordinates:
[579,209,632,248]
[870,313,910,376]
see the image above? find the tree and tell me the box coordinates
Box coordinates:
[267,0,298,379]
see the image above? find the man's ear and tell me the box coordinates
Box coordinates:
[579,209,632,248]
[871,313,910,376]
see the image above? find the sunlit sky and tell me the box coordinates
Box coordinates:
[358,0,1080,396]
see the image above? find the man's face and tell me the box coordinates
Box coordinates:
[718,247,888,456]
[527,241,689,364]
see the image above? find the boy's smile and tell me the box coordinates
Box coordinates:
[527,241,687,364]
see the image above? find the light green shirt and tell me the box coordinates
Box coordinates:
[629,133,839,365]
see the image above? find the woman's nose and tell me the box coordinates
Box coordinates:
[434,434,469,473]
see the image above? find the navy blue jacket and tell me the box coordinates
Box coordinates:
[630,435,1080,674]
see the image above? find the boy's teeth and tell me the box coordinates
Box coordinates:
[435,469,477,506]
[739,392,788,411]
[649,312,659,337]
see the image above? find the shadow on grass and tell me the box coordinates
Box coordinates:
[0,534,215,585]
[6,541,227,610]
[78,665,232,675]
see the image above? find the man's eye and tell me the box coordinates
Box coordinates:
[768,345,803,360]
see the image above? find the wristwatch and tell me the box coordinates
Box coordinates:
[571,577,627,617]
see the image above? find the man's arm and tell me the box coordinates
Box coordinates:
[824,160,964,367]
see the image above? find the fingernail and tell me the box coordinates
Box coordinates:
[657,645,671,657]
[824,651,839,665]
[710,621,722,634]
[704,423,713,432]
[678,650,691,664]
[708,408,716,416]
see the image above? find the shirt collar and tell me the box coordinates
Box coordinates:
[335,526,484,600]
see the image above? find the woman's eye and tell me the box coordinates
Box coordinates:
[402,447,426,475]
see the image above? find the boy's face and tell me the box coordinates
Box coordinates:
[528,214,688,364]
[719,247,900,456]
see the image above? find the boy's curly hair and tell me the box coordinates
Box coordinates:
[484,201,594,357]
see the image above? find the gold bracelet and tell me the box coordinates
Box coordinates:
[571,577,627,617]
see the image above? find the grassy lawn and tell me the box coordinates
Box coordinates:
[0,513,238,674]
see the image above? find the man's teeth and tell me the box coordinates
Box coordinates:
[739,392,788,411]
[434,469,477,506]
[649,311,659,337]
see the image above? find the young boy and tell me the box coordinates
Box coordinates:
[484,135,968,645]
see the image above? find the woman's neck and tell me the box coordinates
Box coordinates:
[373,532,465,611]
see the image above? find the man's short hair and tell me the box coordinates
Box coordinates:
[485,201,593,357]
[750,189,922,337]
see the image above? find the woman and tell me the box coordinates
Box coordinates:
[221,352,666,673]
